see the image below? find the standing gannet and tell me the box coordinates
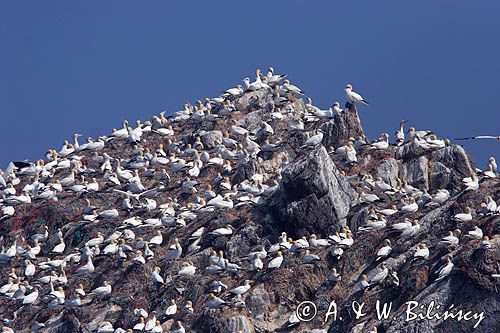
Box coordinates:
[345,84,369,105]
[266,66,287,85]
[435,254,454,281]
[483,163,496,178]
[395,120,407,145]
[150,266,164,285]
[488,156,497,173]
[282,80,303,94]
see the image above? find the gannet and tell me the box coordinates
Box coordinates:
[332,102,344,114]
[378,205,398,216]
[165,299,177,316]
[466,226,483,240]
[488,156,497,173]
[73,256,95,276]
[251,253,263,271]
[22,287,39,305]
[230,280,252,295]
[359,216,387,231]
[414,244,429,259]
[435,254,454,281]
[51,238,66,254]
[89,281,112,297]
[302,129,324,148]
[395,120,407,145]
[455,135,500,141]
[369,263,389,285]
[282,80,302,94]
[303,249,320,264]
[453,207,473,222]
[345,84,369,105]
[309,234,330,248]
[178,262,196,276]
[149,230,163,246]
[266,67,287,85]
[23,260,35,277]
[359,275,370,290]
[268,251,284,269]
[483,163,496,179]
[165,238,182,260]
[376,239,392,261]
[370,133,390,150]
[400,219,420,240]
[207,293,226,309]
[62,289,82,307]
[438,230,461,246]
[479,236,491,249]
[407,127,432,140]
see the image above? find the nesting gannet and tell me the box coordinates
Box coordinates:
[165,299,177,316]
[479,236,491,249]
[89,281,112,298]
[230,280,252,295]
[369,263,388,285]
[358,275,370,290]
[453,207,473,222]
[376,239,392,261]
[413,244,429,259]
[466,226,483,240]
[207,293,227,309]
[370,133,390,150]
[209,224,234,236]
[302,129,324,148]
[345,84,369,106]
[268,251,284,269]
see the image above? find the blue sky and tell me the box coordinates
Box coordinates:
[1,1,499,169]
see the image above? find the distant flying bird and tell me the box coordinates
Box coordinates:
[455,135,500,141]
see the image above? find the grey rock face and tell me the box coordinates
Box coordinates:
[201,130,223,149]
[394,144,475,193]
[277,146,358,237]
[321,108,365,149]
[234,90,275,113]
[227,315,255,333]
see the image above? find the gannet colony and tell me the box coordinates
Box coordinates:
[0,68,499,332]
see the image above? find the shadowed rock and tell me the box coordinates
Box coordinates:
[276,146,358,237]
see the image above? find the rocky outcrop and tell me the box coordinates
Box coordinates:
[276,146,358,237]
[321,107,365,149]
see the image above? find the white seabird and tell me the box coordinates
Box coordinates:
[345,84,369,105]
